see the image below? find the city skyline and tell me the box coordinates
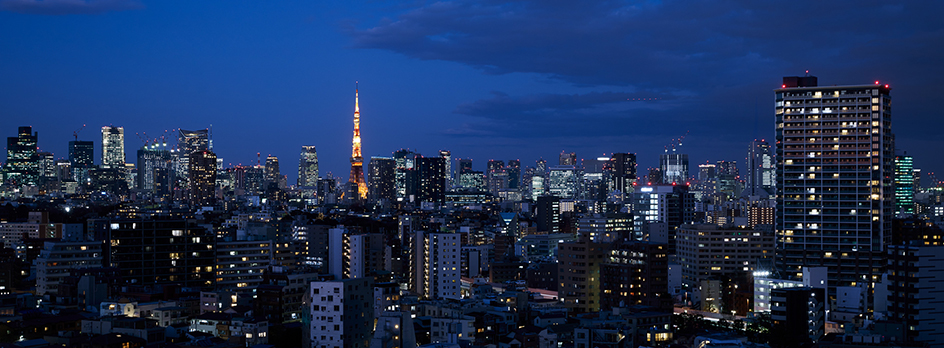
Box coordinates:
[2,1,943,184]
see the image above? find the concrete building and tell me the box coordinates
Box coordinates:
[558,237,607,315]
[412,231,460,300]
[35,240,104,296]
[886,243,944,347]
[310,278,374,348]
[775,76,894,295]
[676,224,775,301]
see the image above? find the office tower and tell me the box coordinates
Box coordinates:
[392,149,417,199]
[100,126,125,169]
[416,156,446,204]
[646,167,663,184]
[456,158,472,175]
[558,237,606,315]
[69,140,94,184]
[4,126,39,186]
[660,152,688,184]
[348,86,367,200]
[894,154,915,215]
[439,150,452,189]
[310,278,374,348]
[37,151,55,179]
[189,150,217,206]
[886,243,944,347]
[98,218,215,287]
[775,76,894,291]
[412,231,460,300]
[176,129,209,181]
[457,171,485,191]
[577,213,633,243]
[368,157,396,203]
[265,155,280,185]
[506,159,521,190]
[136,142,172,192]
[606,153,637,195]
[746,139,776,197]
[559,151,576,166]
[547,165,579,199]
[633,184,695,252]
[601,240,670,310]
[715,160,740,199]
[486,160,507,195]
[297,145,319,187]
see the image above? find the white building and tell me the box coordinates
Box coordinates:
[412,231,461,300]
[310,278,374,348]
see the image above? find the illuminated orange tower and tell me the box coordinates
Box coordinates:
[348,83,367,199]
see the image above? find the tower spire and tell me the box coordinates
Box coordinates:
[348,82,367,200]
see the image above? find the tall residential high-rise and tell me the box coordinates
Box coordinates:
[439,150,452,189]
[100,126,125,169]
[297,145,319,187]
[368,157,396,203]
[775,76,894,291]
[411,231,460,300]
[176,129,209,184]
[746,139,775,197]
[660,152,688,184]
[189,150,217,206]
[348,86,367,200]
[69,140,94,184]
[894,154,915,215]
[4,126,39,186]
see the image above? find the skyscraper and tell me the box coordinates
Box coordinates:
[348,86,367,200]
[69,140,94,184]
[392,149,417,199]
[415,156,446,204]
[746,139,775,197]
[607,153,637,195]
[439,150,452,189]
[265,155,280,185]
[368,157,395,203]
[775,76,894,291]
[894,154,915,215]
[4,126,39,186]
[100,126,125,169]
[297,145,319,187]
[456,158,472,175]
[176,128,209,183]
[559,151,576,166]
[659,152,688,184]
[189,150,217,206]
[507,159,521,190]
[136,142,173,192]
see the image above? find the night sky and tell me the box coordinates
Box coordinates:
[2,1,943,184]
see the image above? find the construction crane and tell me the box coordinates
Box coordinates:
[664,131,690,153]
[73,124,86,141]
[929,171,942,188]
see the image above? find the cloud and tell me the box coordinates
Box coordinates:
[348,0,944,90]
[449,90,693,139]
[0,0,142,15]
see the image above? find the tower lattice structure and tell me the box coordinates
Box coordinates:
[349,84,367,199]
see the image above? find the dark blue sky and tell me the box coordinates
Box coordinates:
[2,0,943,184]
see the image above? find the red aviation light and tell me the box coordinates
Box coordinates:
[875,81,880,85]
[885,84,889,88]
[782,84,786,88]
